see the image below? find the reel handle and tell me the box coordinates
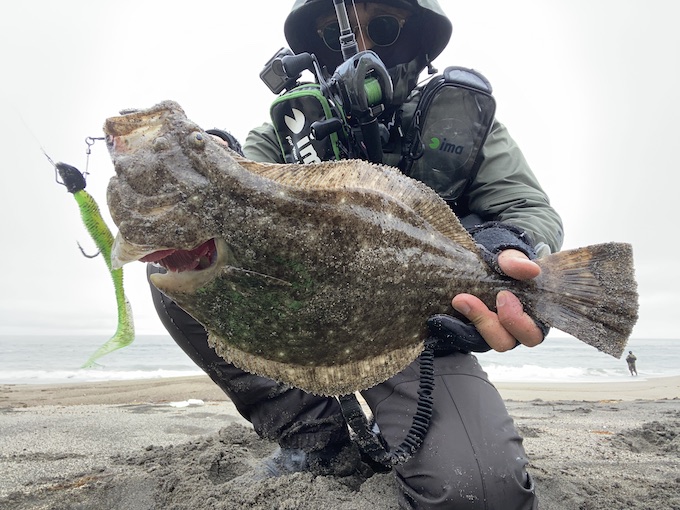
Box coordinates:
[274,53,316,79]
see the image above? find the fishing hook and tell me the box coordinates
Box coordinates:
[78,241,101,259]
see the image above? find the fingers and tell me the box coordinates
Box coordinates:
[208,134,230,148]
[449,249,544,352]
[452,291,544,352]
[495,291,544,347]
[497,249,541,280]
[452,294,517,351]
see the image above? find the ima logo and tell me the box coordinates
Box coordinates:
[428,137,464,155]
[284,108,321,164]
[284,108,305,134]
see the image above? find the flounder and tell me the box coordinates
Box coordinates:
[105,101,639,396]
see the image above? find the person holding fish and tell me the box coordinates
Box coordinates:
[146,1,564,508]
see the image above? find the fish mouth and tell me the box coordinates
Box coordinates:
[104,102,179,155]
[111,236,233,295]
[140,239,218,272]
[111,233,221,271]
[148,238,228,295]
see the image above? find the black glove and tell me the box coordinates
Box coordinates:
[426,314,492,354]
[206,128,244,156]
[467,221,537,276]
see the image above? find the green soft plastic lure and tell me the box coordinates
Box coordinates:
[55,161,135,367]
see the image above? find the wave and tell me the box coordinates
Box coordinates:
[2,336,678,385]
[3,364,665,386]
[481,363,663,383]
[0,368,204,385]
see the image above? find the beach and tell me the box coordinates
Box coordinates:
[1,376,679,509]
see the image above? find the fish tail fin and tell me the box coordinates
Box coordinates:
[532,243,638,357]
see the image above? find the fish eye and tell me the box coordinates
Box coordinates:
[188,131,206,149]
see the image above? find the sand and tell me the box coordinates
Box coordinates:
[1,375,679,509]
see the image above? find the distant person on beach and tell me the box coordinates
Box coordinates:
[626,351,638,376]
[147,1,563,508]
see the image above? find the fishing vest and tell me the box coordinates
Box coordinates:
[270,66,496,204]
[397,66,496,202]
[270,83,346,164]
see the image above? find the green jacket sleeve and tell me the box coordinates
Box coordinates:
[243,123,285,163]
[465,121,563,255]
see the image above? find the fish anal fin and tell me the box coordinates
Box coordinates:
[209,333,423,396]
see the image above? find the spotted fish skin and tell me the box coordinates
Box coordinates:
[105,101,638,395]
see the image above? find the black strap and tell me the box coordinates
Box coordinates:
[339,339,436,467]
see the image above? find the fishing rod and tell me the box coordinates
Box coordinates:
[332,0,359,59]
[329,0,391,163]
[261,0,392,163]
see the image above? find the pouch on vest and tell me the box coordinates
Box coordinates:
[270,83,345,164]
[400,66,496,201]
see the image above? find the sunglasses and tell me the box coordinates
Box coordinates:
[318,14,406,52]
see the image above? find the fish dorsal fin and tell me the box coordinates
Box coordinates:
[236,156,480,253]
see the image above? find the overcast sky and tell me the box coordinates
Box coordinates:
[0,0,677,342]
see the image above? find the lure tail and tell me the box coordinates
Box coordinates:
[73,187,136,367]
[530,243,638,357]
[54,162,136,366]
[82,295,135,368]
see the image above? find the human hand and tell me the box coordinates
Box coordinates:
[209,134,230,148]
[451,249,544,352]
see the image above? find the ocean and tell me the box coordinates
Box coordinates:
[0,334,678,386]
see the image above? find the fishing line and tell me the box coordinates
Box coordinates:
[12,106,61,174]
[12,105,105,185]
[348,0,367,51]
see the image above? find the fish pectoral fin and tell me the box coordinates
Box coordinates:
[227,267,293,287]
[150,264,292,296]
